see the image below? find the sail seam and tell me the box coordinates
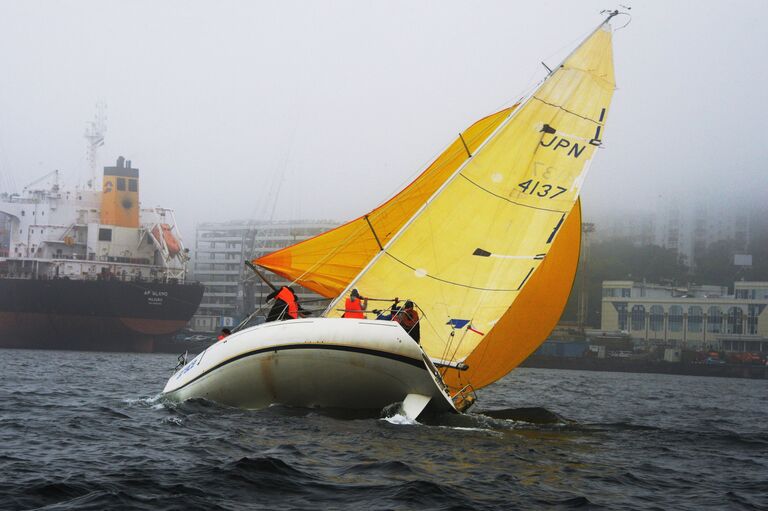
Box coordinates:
[532,96,602,124]
[384,252,520,292]
[458,174,567,214]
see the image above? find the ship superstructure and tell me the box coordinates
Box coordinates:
[0,157,188,282]
[0,157,203,352]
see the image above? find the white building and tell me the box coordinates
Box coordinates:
[601,280,768,352]
[190,219,337,332]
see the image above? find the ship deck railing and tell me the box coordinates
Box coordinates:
[0,271,199,286]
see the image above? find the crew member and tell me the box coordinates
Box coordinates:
[217,328,232,341]
[374,297,400,320]
[393,300,420,343]
[343,289,368,318]
[265,286,300,322]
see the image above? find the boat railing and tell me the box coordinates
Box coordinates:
[451,384,477,413]
[174,350,189,373]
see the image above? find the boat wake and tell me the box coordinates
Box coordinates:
[412,406,574,433]
[124,391,577,438]
[479,406,571,424]
[122,394,165,410]
[381,413,421,426]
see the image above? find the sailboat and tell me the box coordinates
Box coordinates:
[163,12,620,418]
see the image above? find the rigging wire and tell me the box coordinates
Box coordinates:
[267,127,482,299]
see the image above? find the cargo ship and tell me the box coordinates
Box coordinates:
[0,156,203,352]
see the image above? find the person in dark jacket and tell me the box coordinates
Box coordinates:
[393,300,420,343]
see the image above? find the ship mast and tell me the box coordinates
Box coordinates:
[84,101,107,190]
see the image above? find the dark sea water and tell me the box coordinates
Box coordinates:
[1,349,767,511]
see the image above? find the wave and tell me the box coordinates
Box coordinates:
[534,495,600,509]
[587,422,768,446]
[480,407,570,424]
[339,460,418,476]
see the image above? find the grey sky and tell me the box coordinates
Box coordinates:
[1,0,766,240]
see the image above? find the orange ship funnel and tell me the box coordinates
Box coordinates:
[101,156,139,228]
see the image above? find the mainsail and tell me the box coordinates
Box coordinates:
[256,17,616,392]
[254,106,517,297]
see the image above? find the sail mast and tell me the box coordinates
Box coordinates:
[324,12,618,315]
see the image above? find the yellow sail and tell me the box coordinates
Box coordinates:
[325,21,615,390]
[254,106,517,297]
[443,201,581,390]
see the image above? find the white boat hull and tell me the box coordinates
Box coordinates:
[162,318,457,414]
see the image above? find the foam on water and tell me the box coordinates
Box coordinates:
[381,413,421,426]
[122,393,164,409]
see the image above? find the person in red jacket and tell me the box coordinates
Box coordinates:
[343,289,368,318]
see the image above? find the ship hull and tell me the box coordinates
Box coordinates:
[163,318,457,415]
[0,278,203,352]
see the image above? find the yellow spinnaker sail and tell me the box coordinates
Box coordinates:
[254,106,517,297]
[321,21,615,390]
[443,201,581,390]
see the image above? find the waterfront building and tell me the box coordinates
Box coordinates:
[190,219,337,332]
[600,280,768,352]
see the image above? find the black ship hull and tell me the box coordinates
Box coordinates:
[0,278,204,353]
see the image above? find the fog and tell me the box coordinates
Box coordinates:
[1,0,766,240]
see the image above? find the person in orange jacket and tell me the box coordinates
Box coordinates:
[342,289,368,318]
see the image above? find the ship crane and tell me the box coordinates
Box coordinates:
[23,169,60,194]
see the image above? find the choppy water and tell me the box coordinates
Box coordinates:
[1,349,766,510]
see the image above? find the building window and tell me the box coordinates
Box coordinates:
[613,302,628,331]
[726,307,743,335]
[688,306,703,333]
[603,288,616,298]
[128,179,138,192]
[98,228,112,242]
[747,305,761,335]
[650,305,664,332]
[669,305,683,332]
[622,288,631,298]
[707,306,722,333]
[117,178,126,191]
[631,305,645,331]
